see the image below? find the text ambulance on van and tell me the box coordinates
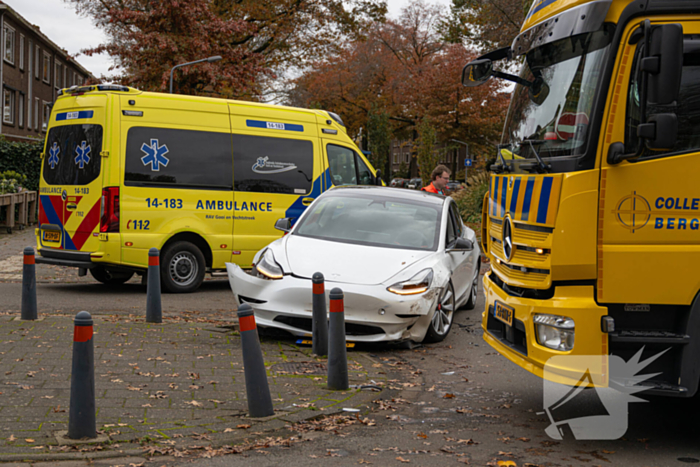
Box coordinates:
[36,85,381,293]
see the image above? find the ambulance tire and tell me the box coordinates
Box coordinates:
[160,242,206,293]
[90,266,134,285]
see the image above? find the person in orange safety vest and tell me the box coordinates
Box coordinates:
[421,164,451,196]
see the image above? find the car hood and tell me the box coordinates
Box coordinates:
[282,235,433,285]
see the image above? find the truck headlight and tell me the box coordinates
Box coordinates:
[534,314,574,351]
[255,249,284,280]
[387,269,433,295]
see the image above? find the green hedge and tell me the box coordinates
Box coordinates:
[0,138,44,192]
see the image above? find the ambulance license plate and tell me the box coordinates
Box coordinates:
[494,301,514,327]
[43,230,60,242]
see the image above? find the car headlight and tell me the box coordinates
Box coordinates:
[387,269,433,295]
[534,314,575,351]
[255,249,284,280]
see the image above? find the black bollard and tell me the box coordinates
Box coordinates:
[21,247,37,321]
[327,288,349,390]
[146,248,162,323]
[68,311,96,439]
[311,272,328,357]
[237,303,274,417]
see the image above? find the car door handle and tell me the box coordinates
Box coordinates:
[66,203,77,211]
[302,198,314,206]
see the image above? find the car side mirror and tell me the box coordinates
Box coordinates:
[448,237,473,252]
[274,218,292,233]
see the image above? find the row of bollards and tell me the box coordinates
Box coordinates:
[20,246,162,323]
[21,247,351,438]
[19,246,161,439]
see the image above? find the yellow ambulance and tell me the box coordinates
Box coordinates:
[36,85,381,292]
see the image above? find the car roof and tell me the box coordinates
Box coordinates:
[324,186,446,206]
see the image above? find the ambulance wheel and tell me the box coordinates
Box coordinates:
[161,242,205,293]
[90,266,134,285]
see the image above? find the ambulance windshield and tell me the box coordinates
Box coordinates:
[502,25,614,161]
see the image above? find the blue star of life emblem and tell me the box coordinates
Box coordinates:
[48,142,60,169]
[252,156,268,170]
[74,141,91,169]
[140,139,170,171]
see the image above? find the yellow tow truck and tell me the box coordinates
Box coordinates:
[463,0,700,396]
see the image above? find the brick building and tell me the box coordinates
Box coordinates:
[391,139,471,179]
[0,2,92,141]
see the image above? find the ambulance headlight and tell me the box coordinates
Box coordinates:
[534,314,575,351]
[255,249,284,280]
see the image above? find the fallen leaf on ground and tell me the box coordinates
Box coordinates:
[237,424,251,429]
[185,400,203,407]
[396,457,410,463]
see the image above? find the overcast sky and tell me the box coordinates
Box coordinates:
[3,0,452,81]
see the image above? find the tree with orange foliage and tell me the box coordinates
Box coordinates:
[289,0,508,174]
[65,0,387,99]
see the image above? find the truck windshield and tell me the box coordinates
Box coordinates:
[502,25,614,161]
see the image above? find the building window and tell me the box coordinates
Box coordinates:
[3,89,15,124]
[34,98,39,130]
[43,102,51,131]
[35,46,39,79]
[405,153,409,163]
[55,61,62,89]
[43,52,50,84]
[4,24,15,64]
[18,93,24,128]
[19,34,24,70]
[393,153,398,164]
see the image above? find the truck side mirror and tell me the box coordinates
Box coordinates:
[645,24,683,106]
[638,113,678,150]
[462,59,493,87]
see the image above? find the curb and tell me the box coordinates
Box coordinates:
[0,448,144,462]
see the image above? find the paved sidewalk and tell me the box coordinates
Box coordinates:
[0,311,396,464]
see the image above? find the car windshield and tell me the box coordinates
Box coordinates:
[294,193,442,251]
[502,25,614,162]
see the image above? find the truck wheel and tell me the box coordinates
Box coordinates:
[160,241,205,293]
[90,266,134,285]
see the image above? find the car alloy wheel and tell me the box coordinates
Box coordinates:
[430,282,455,338]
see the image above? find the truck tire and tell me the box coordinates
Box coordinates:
[160,241,205,293]
[90,266,134,285]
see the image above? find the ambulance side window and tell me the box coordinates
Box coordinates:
[124,127,232,189]
[232,134,313,194]
[327,144,375,186]
[626,38,700,159]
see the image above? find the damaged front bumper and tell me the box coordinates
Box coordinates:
[226,263,440,342]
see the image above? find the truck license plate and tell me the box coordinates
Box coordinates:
[43,230,60,242]
[494,301,514,327]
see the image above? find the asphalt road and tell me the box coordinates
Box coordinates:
[185,287,700,467]
[1,229,699,466]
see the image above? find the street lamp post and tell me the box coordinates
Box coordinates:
[169,56,223,94]
[450,139,470,181]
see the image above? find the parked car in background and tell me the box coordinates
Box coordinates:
[407,178,423,190]
[227,186,481,343]
[447,181,464,192]
[390,178,407,188]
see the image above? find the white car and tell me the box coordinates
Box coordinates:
[226,186,481,343]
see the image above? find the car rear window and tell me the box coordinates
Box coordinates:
[42,124,103,186]
[295,193,442,251]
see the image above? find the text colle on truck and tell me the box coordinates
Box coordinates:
[463,0,700,397]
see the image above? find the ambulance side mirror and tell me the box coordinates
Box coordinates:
[375,169,383,186]
[274,218,292,233]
